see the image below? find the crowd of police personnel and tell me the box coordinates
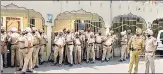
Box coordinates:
[1,26,157,73]
[1,26,48,73]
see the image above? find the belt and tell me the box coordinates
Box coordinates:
[75,44,81,46]
[89,43,93,46]
[132,49,141,51]
[11,44,18,45]
[41,44,46,46]
[96,43,102,44]
[104,45,112,47]
[20,47,26,49]
[145,51,153,53]
[67,44,73,45]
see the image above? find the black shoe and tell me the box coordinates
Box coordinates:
[118,60,123,62]
[58,64,62,67]
[123,59,126,61]
[27,70,33,73]
[86,61,89,63]
[101,60,104,63]
[69,64,73,67]
[17,68,22,71]
[20,71,25,74]
[1,70,3,72]
[11,66,14,68]
[35,65,39,68]
[106,60,109,62]
[91,61,95,64]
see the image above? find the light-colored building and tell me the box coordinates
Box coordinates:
[1,1,163,58]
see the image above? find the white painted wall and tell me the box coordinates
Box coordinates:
[2,1,163,58]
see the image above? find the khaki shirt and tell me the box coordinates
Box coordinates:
[10,32,20,44]
[54,36,65,46]
[95,34,103,43]
[121,35,128,45]
[18,35,26,48]
[74,38,81,45]
[40,33,48,45]
[145,36,157,52]
[26,33,34,47]
[85,31,94,39]
[65,33,74,44]
[103,36,113,46]
[128,35,145,51]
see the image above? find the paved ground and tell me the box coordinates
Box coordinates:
[3,57,163,73]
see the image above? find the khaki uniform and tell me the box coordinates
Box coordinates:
[74,37,82,64]
[95,34,103,59]
[102,36,113,61]
[79,34,85,60]
[65,33,74,64]
[87,37,95,62]
[1,33,8,67]
[40,33,48,63]
[1,33,7,70]
[32,31,41,67]
[53,36,65,64]
[127,35,144,73]
[120,35,128,60]
[10,32,20,66]
[18,34,27,69]
[21,32,34,72]
[126,33,133,58]
[145,36,157,73]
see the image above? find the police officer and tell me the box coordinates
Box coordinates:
[65,29,74,67]
[102,33,113,62]
[95,31,103,60]
[127,28,145,73]
[39,29,48,64]
[74,33,82,64]
[17,30,27,71]
[32,27,41,68]
[53,31,65,66]
[145,29,157,73]
[21,27,34,73]
[9,27,20,67]
[119,31,127,62]
[126,29,133,59]
[79,30,85,61]
[1,26,8,68]
[87,34,95,63]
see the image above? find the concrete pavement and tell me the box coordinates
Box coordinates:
[3,57,163,73]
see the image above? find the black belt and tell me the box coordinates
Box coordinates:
[89,43,94,46]
[20,47,26,49]
[104,45,112,47]
[75,44,81,46]
[11,44,18,45]
[96,43,102,44]
[67,44,73,45]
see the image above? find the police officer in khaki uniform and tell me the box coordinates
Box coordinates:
[9,27,20,67]
[1,26,8,68]
[39,29,48,64]
[87,34,95,63]
[74,33,82,64]
[32,27,41,68]
[102,33,113,62]
[79,31,85,61]
[119,31,128,62]
[53,31,65,66]
[145,29,157,73]
[65,29,74,67]
[21,27,34,73]
[95,32,103,60]
[126,30,133,59]
[127,28,145,73]
[17,30,27,71]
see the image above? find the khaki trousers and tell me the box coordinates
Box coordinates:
[53,46,64,64]
[121,45,127,60]
[22,48,33,72]
[11,45,19,66]
[40,45,45,63]
[87,44,95,62]
[2,46,7,66]
[128,50,141,73]
[102,45,112,61]
[33,45,40,67]
[95,44,102,59]
[67,45,74,64]
[74,45,81,64]
[1,53,3,70]
[145,53,155,73]
[18,49,26,69]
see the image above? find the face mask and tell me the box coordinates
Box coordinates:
[99,33,101,35]
[32,31,35,34]
[1,31,5,33]
[67,31,70,34]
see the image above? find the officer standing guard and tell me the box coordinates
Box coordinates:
[79,31,85,61]
[17,30,27,71]
[95,31,103,60]
[32,27,41,68]
[21,27,34,73]
[119,31,128,62]
[1,26,8,68]
[102,33,113,62]
[65,29,74,67]
[39,29,48,65]
[87,34,95,63]
[126,29,133,59]
[53,31,65,66]
[145,29,157,73]
[127,28,144,73]
[9,27,20,67]
[74,33,82,64]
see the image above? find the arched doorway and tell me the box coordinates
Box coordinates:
[1,3,45,32]
[152,18,163,37]
[111,13,147,34]
[53,9,105,34]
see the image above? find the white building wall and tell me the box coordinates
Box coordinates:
[2,1,163,58]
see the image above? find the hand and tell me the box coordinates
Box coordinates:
[26,49,29,54]
[151,52,155,57]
